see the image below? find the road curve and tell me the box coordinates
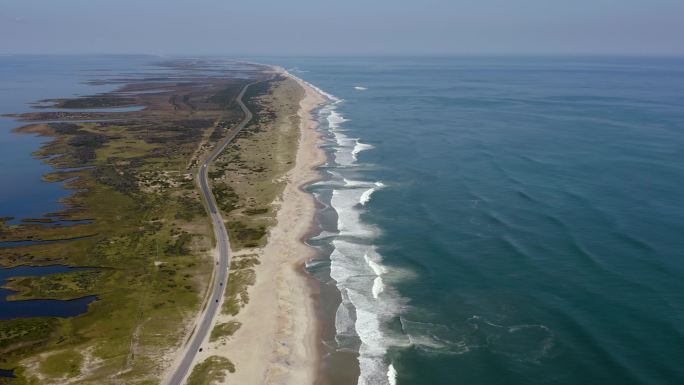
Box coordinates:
[166,82,254,385]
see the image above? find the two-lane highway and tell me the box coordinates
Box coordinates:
[165,81,254,385]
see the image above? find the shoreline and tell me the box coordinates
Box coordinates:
[190,66,328,384]
[0,59,254,382]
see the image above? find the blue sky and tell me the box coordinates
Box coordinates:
[1,0,682,55]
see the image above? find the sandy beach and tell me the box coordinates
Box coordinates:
[187,69,327,384]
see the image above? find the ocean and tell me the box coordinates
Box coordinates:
[270,56,684,385]
[2,56,684,384]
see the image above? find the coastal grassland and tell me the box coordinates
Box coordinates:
[209,320,241,342]
[186,356,235,385]
[3,269,107,300]
[209,75,303,250]
[39,350,83,378]
[206,75,304,348]
[222,267,256,316]
[47,96,138,109]
[220,253,261,316]
[0,153,215,384]
[0,70,256,384]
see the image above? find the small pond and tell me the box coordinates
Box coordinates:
[0,265,97,320]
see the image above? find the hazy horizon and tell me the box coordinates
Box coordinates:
[2,0,683,56]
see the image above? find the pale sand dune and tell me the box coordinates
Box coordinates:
[190,69,326,384]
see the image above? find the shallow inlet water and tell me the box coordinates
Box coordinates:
[0,265,96,320]
[268,56,684,385]
[0,55,160,223]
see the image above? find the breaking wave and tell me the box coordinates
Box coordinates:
[360,182,385,206]
[352,140,374,160]
[387,364,397,385]
[311,90,399,385]
[308,82,555,385]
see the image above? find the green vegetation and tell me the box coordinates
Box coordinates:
[226,220,267,249]
[3,270,107,300]
[222,268,256,316]
[40,350,83,378]
[0,62,259,384]
[0,318,56,352]
[212,183,239,214]
[209,321,241,342]
[230,254,260,270]
[164,230,194,256]
[208,84,243,109]
[209,76,303,252]
[203,76,304,342]
[175,195,205,221]
[0,64,300,384]
[186,356,235,385]
[57,96,137,109]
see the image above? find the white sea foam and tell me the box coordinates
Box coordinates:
[388,364,397,385]
[282,70,340,102]
[372,276,385,298]
[322,103,378,169]
[359,182,385,206]
[327,109,347,130]
[328,238,399,384]
[364,252,387,275]
[349,289,399,385]
[343,178,370,187]
[333,131,356,148]
[313,84,399,385]
[359,189,374,206]
[332,189,377,238]
[358,186,375,205]
[365,252,387,299]
[308,230,338,241]
[332,131,357,166]
[352,140,374,159]
[335,289,356,338]
[355,86,368,91]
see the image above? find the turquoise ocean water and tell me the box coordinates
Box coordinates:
[2,56,684,384]
[270,57,684,385]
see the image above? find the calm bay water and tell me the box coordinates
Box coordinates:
[271,57,684,385]
[0,56,159,324]
[0,55,164,223]
[0,265,96,320]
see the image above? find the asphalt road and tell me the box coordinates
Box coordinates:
[165,82,254,385]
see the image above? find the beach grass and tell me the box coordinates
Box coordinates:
[222,268,256,316]
[186,356,235,385]
[209,321,242,342]
[40,350,83,378]
[209,76,303,252]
